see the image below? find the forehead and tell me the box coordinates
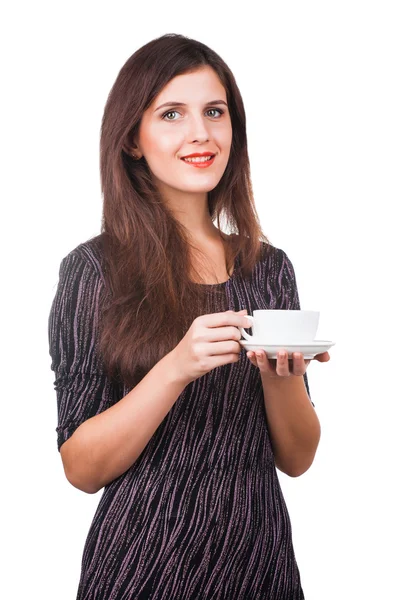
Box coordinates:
[151,67,227,106]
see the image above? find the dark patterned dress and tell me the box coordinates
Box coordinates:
[48,235,313,599]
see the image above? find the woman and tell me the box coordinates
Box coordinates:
[48,33,329,600]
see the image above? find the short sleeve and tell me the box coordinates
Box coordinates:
[278,250,314,407]
[48,249,120,451]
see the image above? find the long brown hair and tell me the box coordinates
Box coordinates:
[96,33,271,390]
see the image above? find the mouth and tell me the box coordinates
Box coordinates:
[180,154,216,168]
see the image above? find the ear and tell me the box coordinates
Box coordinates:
[122,130,141,158]
[122,145,142,160]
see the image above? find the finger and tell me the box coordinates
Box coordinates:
[247,350,276,375]
[254,350,265,370]
[292,352,306,376]
[314,351,330,362]
[208,340,243,356]
[255,350,278,375]
[246,351,258,367]
[276,351,290,377]
[205,311,250,329]
[206,325,242,342]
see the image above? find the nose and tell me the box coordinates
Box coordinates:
[186,113,211,143]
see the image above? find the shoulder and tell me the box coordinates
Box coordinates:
[60,234,106,285]
[259,240,291,268]
[228,234,291,275]
[259,242,299,288]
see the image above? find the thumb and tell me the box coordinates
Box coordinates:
[237,309,248,314]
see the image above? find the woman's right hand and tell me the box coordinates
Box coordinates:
[168,309,251,386]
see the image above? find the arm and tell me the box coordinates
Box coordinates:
[262,375,321,477]
[49,247,186,494]
[61,350,186,494]
[261,248,321,477]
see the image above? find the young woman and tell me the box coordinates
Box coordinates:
[48,33,329,600]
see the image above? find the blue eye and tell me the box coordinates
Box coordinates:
[161,108,225,121]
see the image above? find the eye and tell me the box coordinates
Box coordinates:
[206,108,224,118]
[161,108,225,121]
[162,110,180,121]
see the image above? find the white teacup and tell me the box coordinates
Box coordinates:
[239,310,320,343]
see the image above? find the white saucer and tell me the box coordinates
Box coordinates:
[239,339,335,359]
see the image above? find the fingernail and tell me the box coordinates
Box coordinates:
[278,352,286,360]
[256,352,263,358]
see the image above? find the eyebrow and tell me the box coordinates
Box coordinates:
[154,99,228,112]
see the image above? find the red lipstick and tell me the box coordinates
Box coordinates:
[181,152,215,158]
[180,152,216,168]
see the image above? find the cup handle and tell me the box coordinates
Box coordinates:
[239,315,254,340]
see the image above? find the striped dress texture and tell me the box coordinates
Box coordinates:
[48,235,313,600]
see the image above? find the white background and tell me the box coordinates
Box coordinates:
[2,1,399,598]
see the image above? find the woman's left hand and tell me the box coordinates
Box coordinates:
[246,349,330,378]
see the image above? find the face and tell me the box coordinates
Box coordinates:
[133,66,232,200]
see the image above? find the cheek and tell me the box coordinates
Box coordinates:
[216,123,232,151]
[140,129,179,182]
[216,127,233,165]
[143,137,167,157]
[142,124,179,157]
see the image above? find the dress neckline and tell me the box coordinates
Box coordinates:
[193,252,239,288]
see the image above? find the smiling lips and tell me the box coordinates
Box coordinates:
[180,152,216,168]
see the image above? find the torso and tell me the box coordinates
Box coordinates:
[68,237,305,598]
